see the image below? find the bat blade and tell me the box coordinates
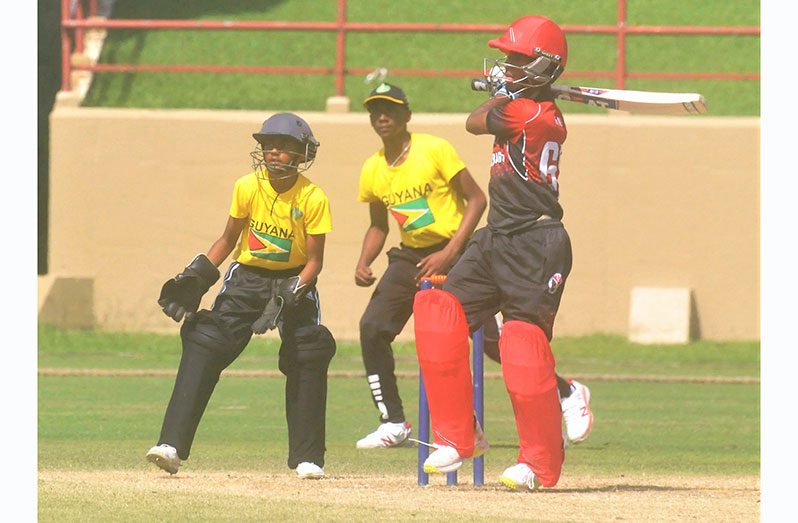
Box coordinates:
[551,85,708,115]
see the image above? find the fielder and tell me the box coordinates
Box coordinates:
[413,15,593,491]
[353,83,488,448]
[146,113,336,479]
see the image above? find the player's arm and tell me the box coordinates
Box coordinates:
[298,233,325,286]
[416,168,486,279]
[355,201,389,287]
[443,169,486,253]
[466,96,512,135]
[206,216,248,266]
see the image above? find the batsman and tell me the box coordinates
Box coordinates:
[414,15,592,491]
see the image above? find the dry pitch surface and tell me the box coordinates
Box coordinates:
[39,469,759,521]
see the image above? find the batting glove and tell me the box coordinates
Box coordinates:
[493,83,523,100]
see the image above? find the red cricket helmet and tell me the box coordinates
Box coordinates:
[488,16,568,86]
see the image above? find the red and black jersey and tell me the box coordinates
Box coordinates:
[485,97,567,233]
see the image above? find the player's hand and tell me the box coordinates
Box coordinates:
[486,65,508,90]
[486,65,515,99]
[355,264,376,287]
[486,66,524,100]
[276,276,308,310]
[158,254,220,322]
[494,84,521,100]
[415,247,458,280]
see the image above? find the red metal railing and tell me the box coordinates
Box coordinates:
[60,0,760,95]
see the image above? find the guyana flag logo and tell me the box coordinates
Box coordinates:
[248,229,292,261]
[389,196,435,232]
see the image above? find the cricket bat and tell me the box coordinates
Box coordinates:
[470,79,707,115]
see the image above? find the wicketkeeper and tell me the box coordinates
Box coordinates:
[146,113,336,480]
[413,15,593,491]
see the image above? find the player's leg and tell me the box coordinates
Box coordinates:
[148,263,259,474]
[152,313,248,460]
[495,225,593,445]
[493,223,572,489]
[415,228,498,472]
[278,285,336,477]
[413,288,474,473]
[479,313,593,444]
[356,247,425,448]
[481,312,502,363]
[498,320,563,489]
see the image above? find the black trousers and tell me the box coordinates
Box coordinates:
[444,222,573,341]
[157,262,333,468]
[359,245,433,423]
[444,223,574,398]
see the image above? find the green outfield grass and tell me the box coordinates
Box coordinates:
[38,326,759,378]
[38,376,758,477]
[38,327,759,519]
[38,326,760,477]
[82,0,760,115]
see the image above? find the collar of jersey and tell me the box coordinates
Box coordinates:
[257,173,306,198]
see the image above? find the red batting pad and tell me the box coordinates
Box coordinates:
[413,289,475,457]
[499,320,564,487]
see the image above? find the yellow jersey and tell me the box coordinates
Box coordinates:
[358,133,466,248]
[229,173,332,270]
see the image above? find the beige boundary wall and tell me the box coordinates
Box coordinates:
[44,107,759,341]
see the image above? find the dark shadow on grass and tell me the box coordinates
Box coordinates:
[84,29,148,106]
[85,0,289,106]
[118,31,147,105]
[111,1,289,21]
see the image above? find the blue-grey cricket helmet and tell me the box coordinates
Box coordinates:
[252,112,319,162]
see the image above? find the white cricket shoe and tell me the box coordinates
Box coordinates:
[423,420,489,474]
[423,445,462,474]
[500,463,541,492]
[356,421,412,449]
[146,444,181,475]
[295,462,325,479]
[561,380,593,444]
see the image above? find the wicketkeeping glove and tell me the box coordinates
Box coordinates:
[158,254,220,322]
[276,276,308,310]
[251,276,309,334]
[251,296,283,334]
